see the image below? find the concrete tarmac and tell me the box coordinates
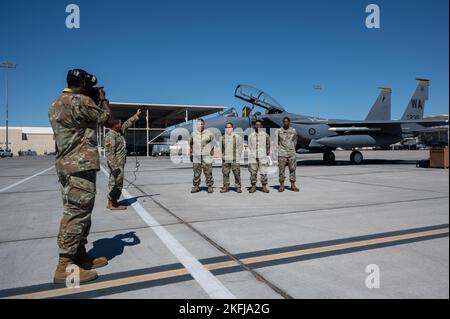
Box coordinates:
[0,150,448,299]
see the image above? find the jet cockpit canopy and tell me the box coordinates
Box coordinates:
[234,84,285,114]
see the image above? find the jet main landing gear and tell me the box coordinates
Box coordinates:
[350,150,363,164]
[323,151,336,165]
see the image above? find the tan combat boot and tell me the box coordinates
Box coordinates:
[53,256,98,284]
[249,184,257,193]
[236,187,242,193]
[290,182,300,192]
[75,247,108,270]
[220,186,229,193]
[278,183,285,192]
[107,199,127,210]
[262,185,270,193]
[191,186,200,193]
[207,186,214,193]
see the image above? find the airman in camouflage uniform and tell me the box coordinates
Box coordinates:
[277,117,299,192]
[190,119,215,193]
[221,122,243,193]
[48,69,111,284]
[104,109,142,210]
[248,120,271,193]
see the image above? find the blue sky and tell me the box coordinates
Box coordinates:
[0,0,448,126]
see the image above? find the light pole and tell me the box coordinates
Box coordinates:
[313,84,322,120]
[0,62,16,151]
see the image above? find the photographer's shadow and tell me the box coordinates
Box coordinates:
[88,231,141,261]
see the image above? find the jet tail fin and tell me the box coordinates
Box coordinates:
[401,79,429,120]
[365,88,392,121]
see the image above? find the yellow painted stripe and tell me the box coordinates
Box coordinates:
[5,268,191,300]
[5,228,448,299]
[235,228,448,266]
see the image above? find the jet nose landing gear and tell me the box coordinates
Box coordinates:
[350,150,364,164]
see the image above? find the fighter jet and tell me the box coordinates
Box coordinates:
[244,79,446,164]
[160,83,393,141]
[160,79,447,164]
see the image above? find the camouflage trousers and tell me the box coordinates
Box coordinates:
[108,164,125,202]
[222,162,241,188]
[57,170,97,256]
[249,158,269,185]
[193,161,214,187]
[278,156,297,183]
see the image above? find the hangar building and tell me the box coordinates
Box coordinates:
[0,102,224,156]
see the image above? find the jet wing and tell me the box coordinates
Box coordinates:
[336,119,446,125]
[292,119,448,133]
[412,125,449,133]
[293,119,447,125]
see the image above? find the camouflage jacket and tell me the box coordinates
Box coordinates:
[248,130,270,160]
[104,114,140,170]
[277,127,298,157]
[189,129,215,163]
[221,132,243,163]
[48,89,110,175]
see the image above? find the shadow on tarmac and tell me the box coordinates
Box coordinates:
[88,232,141,261]
[118,195,160,206]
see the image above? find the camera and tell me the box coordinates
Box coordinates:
[67,69,105,104]
[88,86,104,105]
[67,69,97,87]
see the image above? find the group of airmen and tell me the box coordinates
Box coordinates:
[47,69,300,284]
[190,117,300,194]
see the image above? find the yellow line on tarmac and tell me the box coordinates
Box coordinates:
[231,228,449,267]
[5,268,191,300]
[5,227,448,299]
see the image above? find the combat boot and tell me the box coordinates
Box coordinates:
[207,186,214,193]
[220,186,229,193]
[249,184,257,193]
[236,187,242,193]
[75,247,108,270]
[107,199,127,210]
[191,186,200,193]
[278,183,285,192]
[262,185,270,193]
[53,256,98,284]
[290,182,300,192]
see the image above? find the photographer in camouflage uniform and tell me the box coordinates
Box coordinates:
[48,69,111,284]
